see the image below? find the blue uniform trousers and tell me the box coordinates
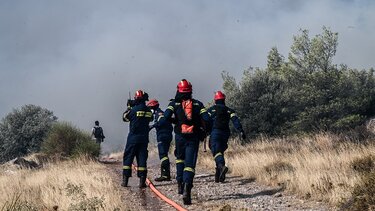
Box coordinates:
[157,133,173,167]
[123,135,148,177]
[209,130,230,167]
[174,134,199,184]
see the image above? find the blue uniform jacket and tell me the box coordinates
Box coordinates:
[123,102,153,143]
[207,104,243,135]
[162,99,211,137]
[150,108,173,137]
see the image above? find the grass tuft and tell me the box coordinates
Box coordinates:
[199,132,375,205]
[351,155,374,174]
[0,156,126,210]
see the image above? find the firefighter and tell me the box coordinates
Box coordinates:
[147,99,173,182]
[121,90,153,188]
[161,79,210,205]
[207,91,246,183]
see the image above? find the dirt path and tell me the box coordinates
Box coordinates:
[103,154,331,211]
[105,161,174,211]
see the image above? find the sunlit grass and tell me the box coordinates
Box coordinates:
[0,156,127,210]
[199,133,375,205]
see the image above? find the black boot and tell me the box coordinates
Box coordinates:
[182,183,192,205]
[219,165,228,183]
[139,176,147,188]
[214,167,220,183]
[155,165,171,182]
[178,181,184,195]
[121,175,129,187]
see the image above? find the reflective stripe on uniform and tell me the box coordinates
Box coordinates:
[167,106,174,111]
[160,157,169,163]
[200,108,207,114]
[176,159,184,164]
[137,167,147,171]
[123,166,131,170]
[136,111,145,116]
[214,152,223,159]
[184,167,195,173]
[145,112,152,118]
[230,113,237,118]
[157,115,164,121]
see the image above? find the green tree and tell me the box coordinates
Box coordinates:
[267,47,284,73]
[222,27,375,138]
[0,105,57,163]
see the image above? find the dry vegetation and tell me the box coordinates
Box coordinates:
[199,133,375,206]
[0,156,127,211]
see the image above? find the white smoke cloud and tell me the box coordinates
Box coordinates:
[1,0,374,151]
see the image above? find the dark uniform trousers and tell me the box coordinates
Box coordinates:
[174,133,200,184]
[157,133,173,167]
[209,129,230,167]
[123,135,148,178]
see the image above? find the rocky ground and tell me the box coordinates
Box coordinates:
[104,155,332,211]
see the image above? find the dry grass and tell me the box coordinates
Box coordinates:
[199,133,375,206]
[0,156,127,210]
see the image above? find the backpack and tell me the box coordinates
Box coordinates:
[94,127,104,139]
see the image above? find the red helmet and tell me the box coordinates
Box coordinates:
[177,79,192,93]
[147,99,159,107]
[134,90,144,100]
[214,91,226,100]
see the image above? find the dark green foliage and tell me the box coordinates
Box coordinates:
[222,27,375,138]
[0,105,57,163]
[42,122,100,158]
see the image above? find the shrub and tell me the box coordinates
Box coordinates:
[65,182,105,211]
[42,122,99,158]
[0,105,57,163]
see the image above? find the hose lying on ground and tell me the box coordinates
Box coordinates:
[132,164,188,211]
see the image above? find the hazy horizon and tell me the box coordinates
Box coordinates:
[1,0,374,152]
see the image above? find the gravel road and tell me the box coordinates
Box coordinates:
[104,153,331,211]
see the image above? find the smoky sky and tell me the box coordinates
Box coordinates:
[1,0,374,152]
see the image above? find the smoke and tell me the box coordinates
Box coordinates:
[1,0,374,151]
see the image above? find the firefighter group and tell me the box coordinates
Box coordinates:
[121,79,246,205]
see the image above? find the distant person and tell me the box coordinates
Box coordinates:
[147,99,173,182]
[207,91,246,183]
[122,90,152,188]
[91,121,105,145]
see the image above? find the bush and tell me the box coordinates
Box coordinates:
[42,122,99,158]
[0,105,57,163]
[65,182,105,211]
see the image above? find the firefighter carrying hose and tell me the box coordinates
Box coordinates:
[147,99,174,182]
[207,91,246,183]
[160,79,210,205]
[122,90,153,188]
